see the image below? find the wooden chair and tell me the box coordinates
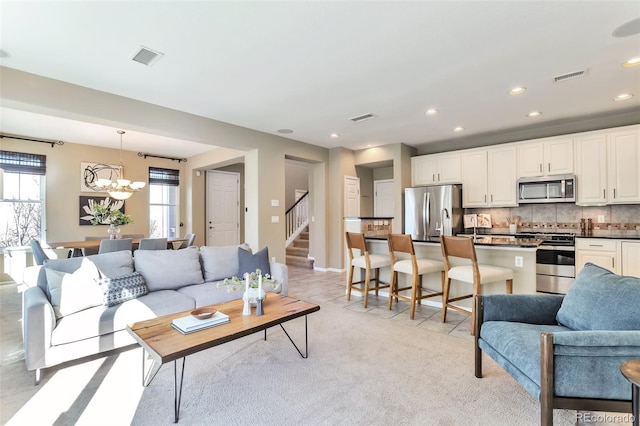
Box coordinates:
[345,232,391,308]
[440,235,513,334]
[98,238,133,254]
[387,234,445,320]
[138,238,168,250]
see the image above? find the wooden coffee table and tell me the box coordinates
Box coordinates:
[127,294,320,422]
[621,360,640,426]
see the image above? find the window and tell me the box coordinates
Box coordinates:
[0,151,46,247]
[148,167,179,238]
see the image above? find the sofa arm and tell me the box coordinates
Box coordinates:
[22,265,43,288]
[22,286,56,371]
[479,294,565,325]
[270,262,288,297]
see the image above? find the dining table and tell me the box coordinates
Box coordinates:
[48,237,189,257]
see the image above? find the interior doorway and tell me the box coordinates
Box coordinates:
[374,179,395,217]
[344,176,360,217]
[206,170,240,246]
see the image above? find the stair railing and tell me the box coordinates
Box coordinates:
[285,191,309,247]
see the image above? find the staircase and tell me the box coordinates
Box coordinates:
[286,227,314,269]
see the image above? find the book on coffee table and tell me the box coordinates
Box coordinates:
[171,311,230,334]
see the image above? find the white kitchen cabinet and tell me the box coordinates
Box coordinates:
[461,146,517,207]
[621,241,640,278]
[607,128,640,204]
[576,238,621,275]
[575,126,640,205]
[517,138,573,178]
[575,133,608,205]
[461,150,488,207]
[411,152,461,186]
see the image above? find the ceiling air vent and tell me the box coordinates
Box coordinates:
[553,69,588,83]
[131,46,164,66]
[349,113,375,123]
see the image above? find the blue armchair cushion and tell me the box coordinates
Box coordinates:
[556,263,640,331]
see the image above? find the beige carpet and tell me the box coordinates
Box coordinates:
[0,278,584,426]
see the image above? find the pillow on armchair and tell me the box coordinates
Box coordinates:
[556,262,640,331]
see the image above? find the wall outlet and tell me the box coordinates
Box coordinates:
[515,256,524,267]
[597,215,605,223]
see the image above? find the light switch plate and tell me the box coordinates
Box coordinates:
[597,215,605,223]
[271,216,280,223]
[271,200,279,207]
[515,256,523,267]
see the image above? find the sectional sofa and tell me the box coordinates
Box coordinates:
[21,244,288,383]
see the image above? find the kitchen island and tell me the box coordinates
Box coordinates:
[357,235,542,312]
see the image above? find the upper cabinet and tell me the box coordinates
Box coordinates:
[411,152,461,186]
[607,128,640,204]
[461,146,517,208]
[575,126,640,205]
[575,133,608,205]
[517,138,574,177]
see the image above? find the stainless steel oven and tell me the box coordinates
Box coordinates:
[518,233,576,294]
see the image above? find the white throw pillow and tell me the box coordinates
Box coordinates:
[45,259,103,318]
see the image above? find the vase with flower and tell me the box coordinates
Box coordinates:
[86,198,133,239]
[219,269,278,306]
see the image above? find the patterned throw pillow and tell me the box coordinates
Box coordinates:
[98,271,149,307]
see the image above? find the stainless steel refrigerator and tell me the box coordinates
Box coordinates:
[404,184,463,240]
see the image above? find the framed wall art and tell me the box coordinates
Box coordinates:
[80,162,120,193]
[79,196,125,226]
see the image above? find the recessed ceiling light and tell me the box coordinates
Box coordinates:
[527,111,542,118]
[508,86,527,95]
[623,57,640,67]
[277,129,294,134]
[614,93,634,101]
[453,126,464,133]
[329,133,339,139]
[425,108,439,116]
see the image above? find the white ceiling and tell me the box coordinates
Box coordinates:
[1,1,639,156]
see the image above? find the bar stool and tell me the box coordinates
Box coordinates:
[387,233,445,320]
[345,232,391,308]
[440,235,513,334]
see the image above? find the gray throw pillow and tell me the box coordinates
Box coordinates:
[238,246,271,277]
[98,271,149,307]
[556,262,640,331]
[134,247,204,291]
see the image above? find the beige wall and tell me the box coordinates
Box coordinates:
[0,138,189,243]
[1,67,330,265]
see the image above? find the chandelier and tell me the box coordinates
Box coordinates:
[95,130,146,200]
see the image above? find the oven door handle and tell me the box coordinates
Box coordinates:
[538,245,575,252]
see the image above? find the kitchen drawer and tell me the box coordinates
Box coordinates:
[575,238,618,252]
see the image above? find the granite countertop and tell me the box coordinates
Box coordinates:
[367,235,543,248]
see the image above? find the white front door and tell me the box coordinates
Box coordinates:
[374,179,394,217]
[206,170,240,246]
[344,176,360,217]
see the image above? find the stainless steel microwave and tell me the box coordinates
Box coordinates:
[518,174,576,203]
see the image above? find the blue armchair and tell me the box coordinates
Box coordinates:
[474,263,640,425]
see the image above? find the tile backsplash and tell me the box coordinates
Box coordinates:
[466,204,640,237]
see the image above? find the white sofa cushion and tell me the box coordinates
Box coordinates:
[134,247,204,291]
[45,258,102,318]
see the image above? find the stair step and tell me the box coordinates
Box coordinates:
[299,231,309,240]
[293,239,309,248]
[286,246,308,257]
[286,255,314,269]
